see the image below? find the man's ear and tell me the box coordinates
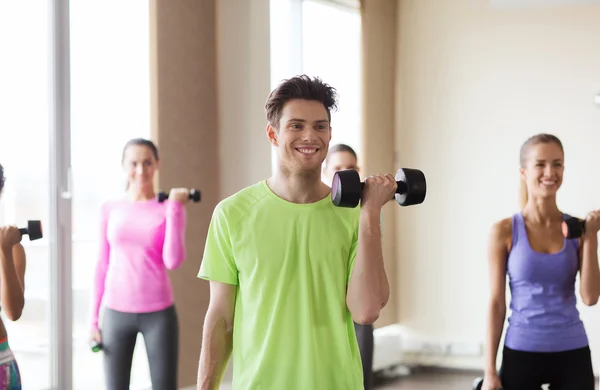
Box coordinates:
[266,123,278,146]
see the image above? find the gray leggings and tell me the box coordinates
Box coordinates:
[101,305,179,390]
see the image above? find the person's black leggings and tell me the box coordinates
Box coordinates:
[499,345,594,390]
[101,305,179,390]
[354,322,374,390]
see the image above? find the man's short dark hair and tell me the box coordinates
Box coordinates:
[265,75,338,129]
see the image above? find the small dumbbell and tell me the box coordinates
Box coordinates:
[331,168,427,208]
[157,188,201,203]
[18,220,43,241]
[472,376,504,390]
[562,217,585,239]
[90,340,102,353]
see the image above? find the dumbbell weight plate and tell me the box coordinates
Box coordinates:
[395,168,427,206]
[190,189,201,202]
[27,220,43,240]
[331,169,362,208]
[562,217,584,239]
[157,192,169,203]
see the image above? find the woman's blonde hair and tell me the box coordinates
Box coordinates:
[518,133,564,209]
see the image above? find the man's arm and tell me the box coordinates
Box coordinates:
[197,281,237,390]
[346,207,390,324]
[346,173,397,324]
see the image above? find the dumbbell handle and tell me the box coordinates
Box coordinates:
[17,220,43,241]
[359,180,408,195]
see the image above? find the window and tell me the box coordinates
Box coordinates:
[270,0,362,174]
[0,2,152,388]
[70,1,152,388]
[302,0,362,152]
[0,1,53,388]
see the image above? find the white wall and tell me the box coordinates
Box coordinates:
[394,0,600,371]
[218,0,272,198]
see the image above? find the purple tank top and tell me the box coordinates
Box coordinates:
[504,212,588,352]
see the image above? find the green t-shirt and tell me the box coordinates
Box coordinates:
[198,181,363,390]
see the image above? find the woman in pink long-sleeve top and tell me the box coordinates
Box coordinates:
[88,138,189,390]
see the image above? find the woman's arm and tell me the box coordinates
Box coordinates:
[163,199,187,270]
[89,204,111,331]
[0,242,26,321]
[578,211,600,306]
[484,218,510,377]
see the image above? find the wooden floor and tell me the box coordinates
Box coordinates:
[374,370,600,390]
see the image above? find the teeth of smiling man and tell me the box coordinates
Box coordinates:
[297,148,317,154]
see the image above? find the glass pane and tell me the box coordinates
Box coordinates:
[0,1,52,389]
[70,1,152,388]
[302,1,362,152]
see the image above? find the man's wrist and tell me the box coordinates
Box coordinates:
[360,204,381,219]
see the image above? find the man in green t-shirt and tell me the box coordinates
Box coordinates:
[323,143,375,390]
[196,75,395,390]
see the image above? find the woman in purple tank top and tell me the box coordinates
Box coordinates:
[481,134,600,390]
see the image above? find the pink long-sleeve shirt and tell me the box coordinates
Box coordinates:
[90,198,187,331]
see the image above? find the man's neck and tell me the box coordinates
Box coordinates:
[267,168,329,204]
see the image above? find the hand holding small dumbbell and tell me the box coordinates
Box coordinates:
[157,188,201,203]
[361,174,398,210]
[169,188,191,204]
[0,225,21,252]
[331,168,426,208]
[584,210,600,236]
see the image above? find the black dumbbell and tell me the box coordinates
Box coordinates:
[331,168,427,208]
[18,220,43,241]
[562,216,585,239]
[472,377,503,390]
[157,188,201,203]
